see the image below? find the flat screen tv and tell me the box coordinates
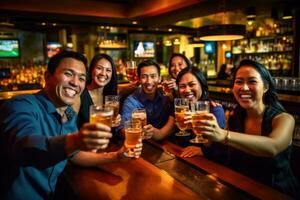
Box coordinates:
[47,42,62,58]
[0,39,20,58]
[134,41,155,58]
[204,42,215,54]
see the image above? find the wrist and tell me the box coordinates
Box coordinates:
[223,130,231,145]
[65,133,81,155]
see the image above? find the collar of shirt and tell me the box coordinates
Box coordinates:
[36,91,76,121]
[135,87,164,104]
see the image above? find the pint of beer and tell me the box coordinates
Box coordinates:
[89,105,114,127]
[124,120,142,157]
[131,108,148,139]
[104,95,120,127]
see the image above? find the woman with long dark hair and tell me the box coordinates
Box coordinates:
[196,59,299,198]
[75,53,118,129]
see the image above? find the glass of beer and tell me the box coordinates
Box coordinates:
[124,120,142,157]
[89,105,114,127]
[89,105,113,152]
[104,95,120,127]
[126,61,138,83]
[174,98,190,136]
[161,74,172,95]
[131,108,148,139]
[190,101,210,143]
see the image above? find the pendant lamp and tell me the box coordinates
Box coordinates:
[197,24,246,41]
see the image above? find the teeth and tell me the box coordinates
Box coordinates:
[65,88,76,97]
[240,94,252,99]
[98,77,105,82]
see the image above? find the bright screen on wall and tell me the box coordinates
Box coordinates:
[47,42,62,58]
[204,42,215,54]
[0,39,20,58]
[134,41,155,58]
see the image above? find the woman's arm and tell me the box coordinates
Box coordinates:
[201,112,295,157]
[227,113,294,157]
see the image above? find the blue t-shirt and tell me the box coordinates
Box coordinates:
[117,87,173,132]
[0,92,77,200]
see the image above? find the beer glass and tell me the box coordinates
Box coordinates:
[161,74,172,95]
[104,95,120,127]
[131,108,148,139]
[126,61,138,83]
[89,105,114,152]
[90,105,114,127]
[190,101,210,143]
[124,120,142,157]
[174,98,190,136]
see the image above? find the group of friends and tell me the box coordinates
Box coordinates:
[0,50,299,199]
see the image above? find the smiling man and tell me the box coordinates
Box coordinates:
[0,51,142,200]
[118,60,174,140]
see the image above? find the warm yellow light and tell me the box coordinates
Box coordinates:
[199,35,244,41]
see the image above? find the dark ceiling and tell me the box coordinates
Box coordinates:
[0,0,298,33]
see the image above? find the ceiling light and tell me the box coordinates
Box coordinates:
[246,7,256,18]
[197,24,246,41]
[282,7,293,20]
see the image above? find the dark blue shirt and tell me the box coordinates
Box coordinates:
[0,92,77,200]
[117,87,173,132]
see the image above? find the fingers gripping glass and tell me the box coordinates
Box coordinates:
[190,101,210,143]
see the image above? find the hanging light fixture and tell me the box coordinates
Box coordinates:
[198,24,245,41]
[197,0,246,41]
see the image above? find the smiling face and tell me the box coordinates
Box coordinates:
[170,56,188,78]
[90,58,112,88]
[45,57,86,107]
[139,65,160,95]
[233,65,268,110]
[178,72,202,104]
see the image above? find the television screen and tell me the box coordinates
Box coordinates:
[225,51,232,58]
[204,42,215,54]
[47,42,62,58]
[134,41,155,58]
[0,39,20,58]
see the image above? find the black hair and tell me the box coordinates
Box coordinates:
[168,53,192,78]
[47,50,88,74]
[232,59,284,110]
[137,60,160,78]
[176,66,209,100]
[87,53,118,95]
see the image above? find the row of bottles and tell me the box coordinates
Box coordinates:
[232,36,293,54]
[247,21,293,38]
[0,63,46,91]
[233,54,292,76]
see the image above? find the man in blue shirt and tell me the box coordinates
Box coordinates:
[0,51,142,200]
[118,60,174,140]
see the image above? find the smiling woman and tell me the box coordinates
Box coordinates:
[198,59,300,198]
[75,53,118,129]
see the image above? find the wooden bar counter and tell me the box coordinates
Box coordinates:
[62,140,291,200]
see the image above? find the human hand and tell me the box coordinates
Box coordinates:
[143,124,155,139]
[180,146,203,158]
[164,78,176,90]
[112,114,121,127]
[121,140,143,159]
[77,123,112,151]
[195,113,226,143]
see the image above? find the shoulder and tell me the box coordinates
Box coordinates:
[0,94,38,120]
[209,101,224,113]
[273,112,295,124]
